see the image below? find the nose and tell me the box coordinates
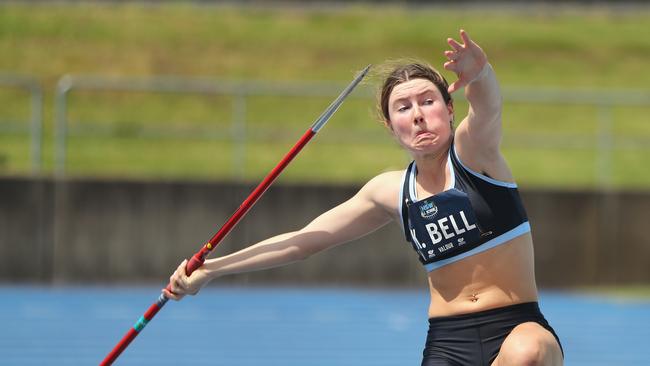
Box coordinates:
[413,105,424,124]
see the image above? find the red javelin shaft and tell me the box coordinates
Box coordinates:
[100,65,370,365]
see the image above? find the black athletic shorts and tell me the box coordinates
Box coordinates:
[421,302,563,366]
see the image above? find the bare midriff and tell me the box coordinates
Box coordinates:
[426,233,539,318]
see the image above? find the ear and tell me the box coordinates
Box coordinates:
[384,119,394,131]
[447,101,454,121]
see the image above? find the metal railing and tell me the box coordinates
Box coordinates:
[501,87,650,188]
[1,72,647,185]
[53,74,376,178]
[52,74,650,187]
[0,74,44,174]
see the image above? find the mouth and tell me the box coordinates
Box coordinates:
[415,130,433,138]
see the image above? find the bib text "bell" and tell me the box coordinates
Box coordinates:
[425,211,476,244]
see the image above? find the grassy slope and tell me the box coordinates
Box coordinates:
[0,3,649,186]
[578,285,650,301]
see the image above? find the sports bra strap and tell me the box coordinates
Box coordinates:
[400,161,414,243]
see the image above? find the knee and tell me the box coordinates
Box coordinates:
[499,336,547,366]
[509,340,544,366]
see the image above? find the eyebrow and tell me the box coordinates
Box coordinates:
[391,88,437,106]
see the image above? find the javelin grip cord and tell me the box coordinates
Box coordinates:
[100,65,370,365]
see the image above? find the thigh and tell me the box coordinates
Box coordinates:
[421,328,480,366]
[491,322,563,366]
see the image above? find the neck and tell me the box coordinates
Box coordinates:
[413,146,450,192]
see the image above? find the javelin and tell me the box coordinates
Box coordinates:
[100,65,371,365]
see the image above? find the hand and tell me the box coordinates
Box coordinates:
[443,29,489,94]
[162,259,212,301]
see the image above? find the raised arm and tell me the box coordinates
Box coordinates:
[164,172,398,300]
[444,30,512,181]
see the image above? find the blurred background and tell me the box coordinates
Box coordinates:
[1,1,649,365]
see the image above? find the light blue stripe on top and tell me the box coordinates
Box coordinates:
[424,221,531,272]
[409,147,456,203]
[408,163,417,201]
[452,145,517,188]
[397,166,409,231]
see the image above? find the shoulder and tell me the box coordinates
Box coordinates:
[358,170,406,218]
[363,170,404,193]
[453,132,515,184]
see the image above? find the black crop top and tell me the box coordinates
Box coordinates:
[399,142,530,271]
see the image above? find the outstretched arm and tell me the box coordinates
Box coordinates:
[164,173,397,300]
[444,30,511,180]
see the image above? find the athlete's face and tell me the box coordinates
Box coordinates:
[386,78,454,155]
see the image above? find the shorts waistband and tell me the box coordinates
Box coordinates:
[428,302,542,326]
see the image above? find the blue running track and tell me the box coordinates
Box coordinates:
[3,286,649,365]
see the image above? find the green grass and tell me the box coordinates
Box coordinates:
[577,285,650,301]
[1,3,649,186]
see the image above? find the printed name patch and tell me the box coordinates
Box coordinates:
[408,189,482,262]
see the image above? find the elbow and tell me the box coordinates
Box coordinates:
[286,229,337,262]
[473,102,502,122]
[287,244,313,262]
[288,239,331,262]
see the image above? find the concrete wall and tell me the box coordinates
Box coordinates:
[1,177,649,288]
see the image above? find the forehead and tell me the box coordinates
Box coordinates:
[389,78,442,103]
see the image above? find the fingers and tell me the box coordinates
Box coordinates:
[165,259,190,300]
[163,258,210,301]
[446,29,476,57]
[459,29,471,46]
[445,30,467,64]
[171,273,190,292]
[178,258,189,276]
[444,50,459,62]
[443,60,459,73]
[162,288,184,301]
[443,62,466,93]
[447,80,466,95]
[443,28,487,93]
[447,37,463,52]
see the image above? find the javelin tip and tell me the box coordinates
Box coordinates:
[354,64,372,82]
[311,64,371,133]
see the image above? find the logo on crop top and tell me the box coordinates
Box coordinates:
[419,200,438,219]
